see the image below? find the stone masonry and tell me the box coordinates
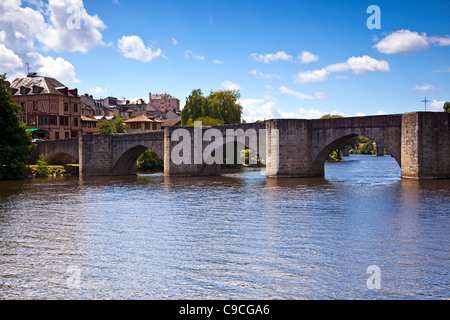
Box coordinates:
[32,112,450,179]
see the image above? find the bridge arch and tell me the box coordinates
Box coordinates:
[310,132,401,177]
[46,152,78,165]
[112,144,164,174]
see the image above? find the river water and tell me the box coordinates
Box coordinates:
[0,155,449,300]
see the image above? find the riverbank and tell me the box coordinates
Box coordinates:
[25,164,79,178]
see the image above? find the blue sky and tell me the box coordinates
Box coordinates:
[1,0,449,121]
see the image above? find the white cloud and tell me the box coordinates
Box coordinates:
[183,49,205,61]
[118,35,163,62]
[298,50,319,64]
[171,37,178,45]
[314,92,327,100]
[279,86,326,100]
[42,0,106,53]
[0,0,106,81]
[295,55,389,83]
[221,80,241,91]
[250,69,280,80]
[432,67,450,73]
[89,86,110,95]
[372,29,450,54]
[294,69,330,84]
[325,62,350,73]
[240,97,345,122]
[430,100,445,111]
[414,83,436,91]
[213,59,223,64]
[429,36,450,47]
[28,52,80,83]
[0,44,24,70]
[336,75,349,80]
[346,55,390,74]
[240,98,281,122]
[251,51,293,64]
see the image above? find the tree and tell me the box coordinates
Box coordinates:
[98,117,126,134]
[321,114,344,119]
[184,116,225,127]
[181,89,207,126]
[181,89,243,125]
[206,90,242,124]
[0,74,32,180]
[444,102,450,113]
[137,149,163,171]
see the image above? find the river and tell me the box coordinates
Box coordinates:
[0,155,449,300]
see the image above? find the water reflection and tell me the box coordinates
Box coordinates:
[0,155,449,299]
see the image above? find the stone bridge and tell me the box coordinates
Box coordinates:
[31,112,450,179]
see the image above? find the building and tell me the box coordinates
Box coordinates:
[9,74,81,140]
[124,115,162,133]
[148,92,180,113]
[160,119,181,129]
[81,116,98,135]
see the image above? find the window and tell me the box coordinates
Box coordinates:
[55,132,60,140]
[64,103,69,112]
[33,102,38,111]
[50,117,57,125]
[20,87,27,95]
[130,123,141,130]
[74,118,78,127]
[71,132,77,138]
[74,104,78,113]
[38,117,48,125]
[60,116,69,126]
[33,87,40,94]
[65,132,69,139]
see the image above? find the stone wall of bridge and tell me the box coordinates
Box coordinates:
[30,112,450,179]
[30,138,79,165]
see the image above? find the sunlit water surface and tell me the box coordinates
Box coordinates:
[0,155,449,299]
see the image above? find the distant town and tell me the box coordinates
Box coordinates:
[6,72,182,141]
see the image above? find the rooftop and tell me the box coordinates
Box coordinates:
[124,115,162,123]
[10,76,78,97]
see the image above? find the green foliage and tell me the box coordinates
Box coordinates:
[184,116,225,127]
[181,89,206,125]
[0,74,33,180]
[444,102,450,113]
[320,114,344,119]
[35,154,51,177]
[357,143,376,155]
[98,117,126,134]
[137,149,163,171]
[181,89,243,126]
